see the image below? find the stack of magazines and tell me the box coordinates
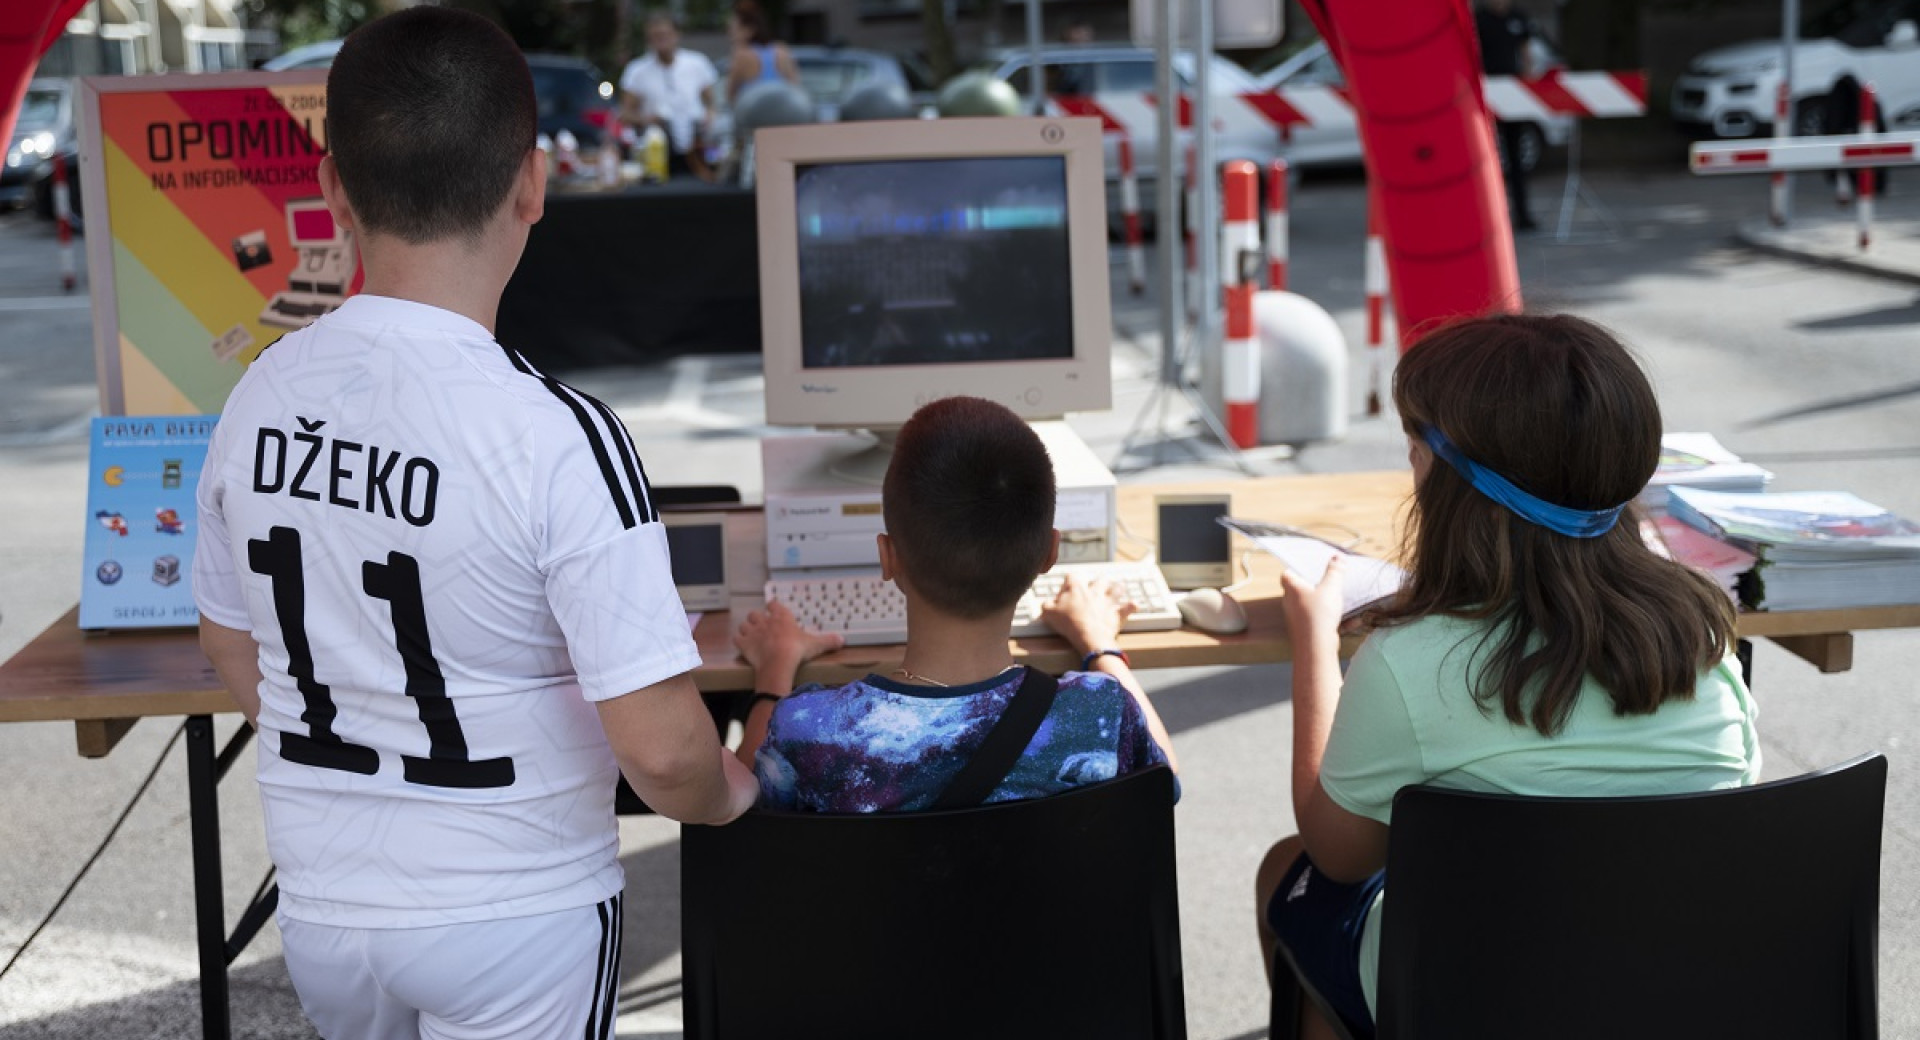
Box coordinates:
[1667,488,1920,611]
[1637,433,1774,512]
[1645,514,1756,605]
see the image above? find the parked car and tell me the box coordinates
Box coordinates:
[1671,0,1920,138]
[985,46,1280,221]
[785,45,937,122]
[261,39,343,70]
[261,42,618,145]
[526,55,620,146]
[707,45,937,177]
[1252,39,1569,173]
[2,79,81,221]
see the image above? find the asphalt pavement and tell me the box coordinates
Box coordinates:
[2,166,1917,1039]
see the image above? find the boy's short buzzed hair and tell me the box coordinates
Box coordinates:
[883,397,1056,618]
[326,7,536,243]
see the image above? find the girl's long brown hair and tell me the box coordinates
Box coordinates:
[1366,314,1737,737]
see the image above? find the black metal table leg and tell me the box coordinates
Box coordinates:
[185,715,231,1040]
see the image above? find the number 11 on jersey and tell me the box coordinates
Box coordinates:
[249,525,515,789]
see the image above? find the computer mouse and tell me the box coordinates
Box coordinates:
[1177,588,1248,636]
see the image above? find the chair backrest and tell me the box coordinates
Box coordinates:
[1374,754,1887,1040]
[653,484,743,508]
[681,766,1186,1040]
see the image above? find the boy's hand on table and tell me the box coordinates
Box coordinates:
[733,599,843,693]
[1040,573,1135,656]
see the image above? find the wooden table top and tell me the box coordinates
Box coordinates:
[6,469,1919,743]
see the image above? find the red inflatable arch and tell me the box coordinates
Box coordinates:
[2,0,1518,345]
[1,0,87,149]
[1304,0,1524,344]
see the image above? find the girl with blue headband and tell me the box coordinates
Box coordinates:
[1255,314,1760,1040]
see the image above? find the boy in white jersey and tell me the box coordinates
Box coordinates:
[192,9,759,1037]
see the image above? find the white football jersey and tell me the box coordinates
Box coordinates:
[194,294,699,929]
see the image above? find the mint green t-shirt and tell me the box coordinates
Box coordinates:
[1320,613,1762,1015]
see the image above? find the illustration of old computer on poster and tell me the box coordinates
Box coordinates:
[753,116,1180,643]
[260,197,357,329]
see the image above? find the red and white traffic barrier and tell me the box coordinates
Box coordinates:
[1052,69,1649,152]
[1221,160,1261,449]
[1859,84,1876,251]
[52,153,75,293]
[1690,131,1920,173]
[1266,159,1289,290]
[1117,135,1146,296]
[1364,197,1389,417]
[1771,84,1789,227]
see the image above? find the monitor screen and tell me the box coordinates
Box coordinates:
[755,117,1112,430]
[794,156,1073,371]
[664,522,726,587]
[1158,501,1231,564]
[287,200,342,247]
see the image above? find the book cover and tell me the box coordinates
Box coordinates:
[1637,432,1772,509]
[79,416,218,630]
[1668,488,1920,555]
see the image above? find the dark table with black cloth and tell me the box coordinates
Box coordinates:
[497,181,761,370]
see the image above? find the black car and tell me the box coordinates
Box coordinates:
[526,54,620,148]
[263,42,618,148]
[2,79,81,222]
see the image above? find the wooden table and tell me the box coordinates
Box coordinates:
[6,469,1920,1039]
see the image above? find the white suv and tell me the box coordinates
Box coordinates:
[1671,0,1920,138]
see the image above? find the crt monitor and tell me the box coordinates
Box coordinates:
[286,197,347,248]
[755,117,1113,431]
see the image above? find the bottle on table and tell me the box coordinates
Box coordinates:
[642,126,669,183]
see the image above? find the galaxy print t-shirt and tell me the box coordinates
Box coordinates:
[754,667,1172,813]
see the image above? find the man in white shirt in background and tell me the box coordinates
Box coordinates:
[620,12,718,179]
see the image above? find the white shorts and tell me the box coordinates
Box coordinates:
[279,893,624,1040]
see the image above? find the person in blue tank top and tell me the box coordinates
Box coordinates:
[725,0,799,103]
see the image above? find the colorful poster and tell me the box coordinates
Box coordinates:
[79,72,358,416]
[79,415,217,630]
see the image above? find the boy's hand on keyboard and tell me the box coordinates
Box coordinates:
[734,599,845,694]
[1038,574,1136,655]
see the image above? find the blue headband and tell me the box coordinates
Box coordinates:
[1420,425,1624,538]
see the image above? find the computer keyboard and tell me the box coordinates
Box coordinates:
[261,293,341,328]
[764,561,1184,647]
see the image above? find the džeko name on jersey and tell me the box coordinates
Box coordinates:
[251,417,439,527]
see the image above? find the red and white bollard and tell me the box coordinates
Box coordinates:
[1364,197,1390,417]
[1221,160,1261,449]
[1770,84,1790,227]
[1117,135,1146,296]
[1859,84,1877,251]
[1265,158,1289,291]
[1183,139,1199,319]
[53,153,76,293]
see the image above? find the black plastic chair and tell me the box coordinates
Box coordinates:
[1273,754,1887,1040]
[653,483,743,509]
[682,766,1187,1039]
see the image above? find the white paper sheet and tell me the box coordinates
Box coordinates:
[1219,518,1409,617]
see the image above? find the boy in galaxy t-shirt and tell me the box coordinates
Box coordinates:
[732,397,1179,812]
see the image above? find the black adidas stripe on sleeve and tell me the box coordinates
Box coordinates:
[500,345,645,530]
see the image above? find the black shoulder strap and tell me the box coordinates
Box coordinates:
[929,666,1060,811]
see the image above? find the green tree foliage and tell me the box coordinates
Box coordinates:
[243,0,377,48]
